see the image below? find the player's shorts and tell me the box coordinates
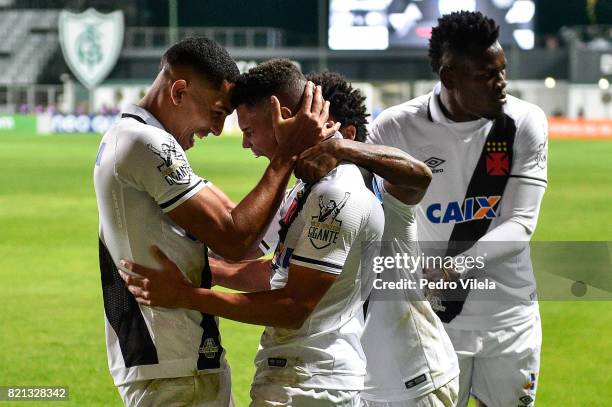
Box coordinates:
[445,314,541,407]
[250,384,360,407]
[117,369,233,407]
[360,377,458,407]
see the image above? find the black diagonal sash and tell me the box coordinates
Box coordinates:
[447,114,517,254]
[268,183,313,273]
[435,114,517,323]
[196,248,225,370]
[277,183,313,244]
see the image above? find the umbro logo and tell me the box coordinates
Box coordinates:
[424,157,445,174]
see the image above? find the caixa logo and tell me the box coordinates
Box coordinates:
[427,196,501,224]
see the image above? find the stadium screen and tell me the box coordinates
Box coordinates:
[329,0,536,50]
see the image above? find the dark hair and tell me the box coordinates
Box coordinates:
[230,58,306,111]
[306,71,368,142]
[160,37,239,88]
[428,11,500,74]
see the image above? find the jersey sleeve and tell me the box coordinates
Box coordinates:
[510,105,548,187]
[372,175,418,242]
[290,184,366,275]
[114,130,208,212]
[367,107,402,147]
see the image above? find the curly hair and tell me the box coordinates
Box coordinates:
[161,36,239,88]
[428,11,500,74]
[305,71,368,142]
[230,59,306,112]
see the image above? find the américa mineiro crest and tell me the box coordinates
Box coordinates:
[59,8,124,89]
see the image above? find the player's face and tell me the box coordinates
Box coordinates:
[175,79,233,150]
[236,102,278,159]
[453,42,508,120]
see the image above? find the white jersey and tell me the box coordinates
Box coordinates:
[360,176,459,402]
[259,196,284,255]
[253,163,384,391]
[367,83,548,330]
[94,104,228,386]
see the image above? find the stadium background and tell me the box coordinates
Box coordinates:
[0,0,611,405]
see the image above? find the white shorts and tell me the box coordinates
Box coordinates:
[117,369,233,407]
[445,314,541,407]
[250,384,360,407]
[360,377,458,407]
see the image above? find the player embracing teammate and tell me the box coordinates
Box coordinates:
[107,10,546,407]
[294,10,547,407]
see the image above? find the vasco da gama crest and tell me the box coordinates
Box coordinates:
[308,193,351,249]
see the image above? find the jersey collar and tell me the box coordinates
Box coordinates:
[121,104,167,132]
[427,83,489,132]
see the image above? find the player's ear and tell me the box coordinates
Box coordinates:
[339,124,356,140]
[280,106,292,119]
[439,50,458,90]
[439,66,455,90]
[170,79,187,106]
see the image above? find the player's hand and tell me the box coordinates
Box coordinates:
[422,266,462,299]
[271,81,340,162]
[422,266,460,284]
[295,138,346,183]
[119,246,193,308]
[422,266,469,323]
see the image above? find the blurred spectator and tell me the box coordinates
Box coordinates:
[545,35,560,49]
[75,103,88,115]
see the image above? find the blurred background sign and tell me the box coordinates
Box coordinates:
[0,0,608,134]
[328,0,536,51]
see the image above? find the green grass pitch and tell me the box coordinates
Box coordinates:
[0,133,611,406]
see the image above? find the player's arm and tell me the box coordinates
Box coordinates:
[296,138,432,204]
[210,257,272,292]
[239,198,284,260]
[208,196,285,290]
[168,164,289,261]
[169,84,338,261]
[120,248,335,329]
[459,179,546,268]
[208,184,236,211]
